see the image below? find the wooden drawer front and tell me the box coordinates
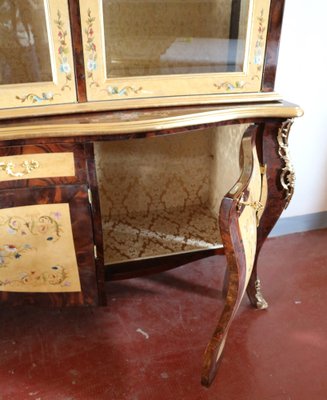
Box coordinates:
[0,152,75,182]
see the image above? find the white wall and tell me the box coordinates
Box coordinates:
[275,0,327,217]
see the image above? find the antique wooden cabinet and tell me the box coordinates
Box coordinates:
[0,0,302,387]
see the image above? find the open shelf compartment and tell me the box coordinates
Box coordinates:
[94,124,249,265]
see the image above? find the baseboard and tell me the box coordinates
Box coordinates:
[270,211,327,237]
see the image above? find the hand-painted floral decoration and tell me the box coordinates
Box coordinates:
[104,86,143,96]
[0,265,69,288]
[214,81,250,91]
[0,213,62,268]
[0,211,73,289]
[15,92,58,103]
[254,9,266,71]
[85,9,99,87]
[55,9,72,91]
[214,7,266,91]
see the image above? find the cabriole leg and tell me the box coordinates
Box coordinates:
[246,119,295,309]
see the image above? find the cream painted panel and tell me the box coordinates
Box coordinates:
[0,203,81,293]
[238,144,263,294]
[209,124,250,214]
[80,0,271,104]
[0,152,75,182]
[0,0,77,109]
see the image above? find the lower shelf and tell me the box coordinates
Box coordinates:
[103,204,223,265]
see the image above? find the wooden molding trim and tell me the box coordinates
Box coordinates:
[0,102,303,141]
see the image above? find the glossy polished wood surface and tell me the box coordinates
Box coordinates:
[261,0,286,92]
[0,102,303,142]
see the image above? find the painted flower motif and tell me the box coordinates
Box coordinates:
[37,224,48,234]
[55,10,72,91]
[7,228,17,235]
[60,62,71,74]
[16,92,57,103]
[106,86,120,95]
[42,92,54,100]
[85,9,99,88]
[254,49,262,65]
[87,59,97,71]
[105,86,142,96]
[52,211,62,220]
[4,245,18,253]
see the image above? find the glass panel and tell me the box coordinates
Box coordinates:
[0,0,52,85]
[102,0,250,78]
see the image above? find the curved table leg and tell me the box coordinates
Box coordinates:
[246,119,295,309]
[201,199,245,387]
[202,128,263,386]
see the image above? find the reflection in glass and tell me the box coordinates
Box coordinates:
[0,0,52,85]
[102,0,250,78]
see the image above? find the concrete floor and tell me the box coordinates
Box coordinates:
[0,229,326,400]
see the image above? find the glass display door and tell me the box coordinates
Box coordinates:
[80,0,271,105]
[0,0,76,109]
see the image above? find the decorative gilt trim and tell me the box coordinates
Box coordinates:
[0,153,75,182]
[277,119,295,209]
[238,197,264,213]
[0,160,40,178]
[254,279,268,309]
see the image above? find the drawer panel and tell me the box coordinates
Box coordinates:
[0,143,87,188]
[0,152,75,182]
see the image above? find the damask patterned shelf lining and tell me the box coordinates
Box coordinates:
[103,204,222,265]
